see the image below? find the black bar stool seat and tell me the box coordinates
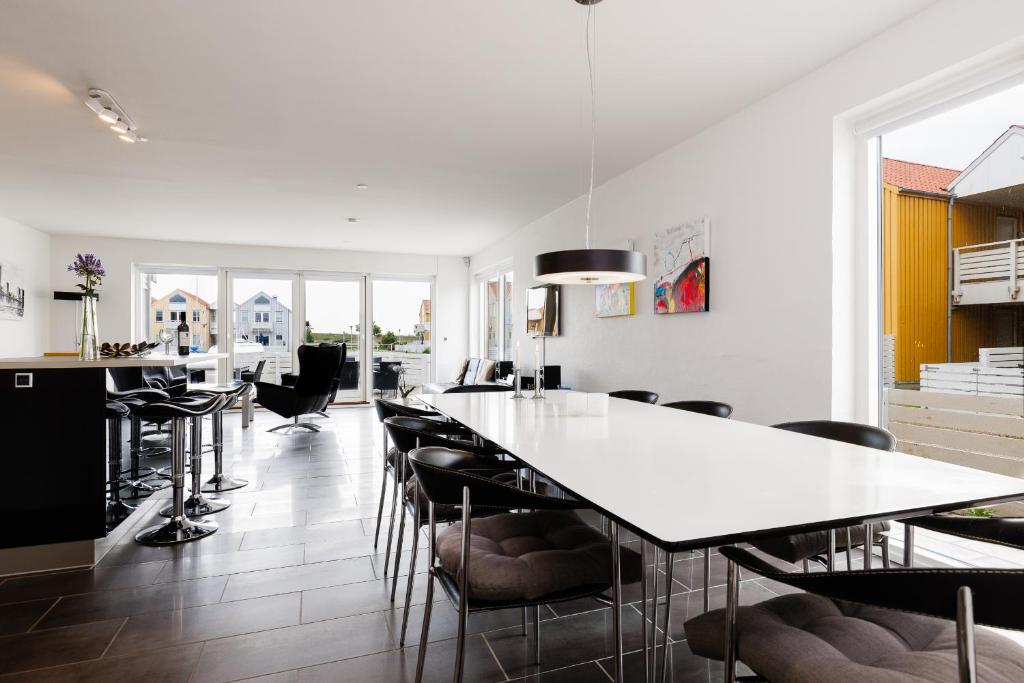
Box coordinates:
[104,400,136,527]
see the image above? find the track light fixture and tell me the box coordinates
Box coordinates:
[84,89,147,143]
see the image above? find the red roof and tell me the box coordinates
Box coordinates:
[883,158,961,196]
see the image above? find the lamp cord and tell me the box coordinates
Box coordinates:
[584,2,597,250]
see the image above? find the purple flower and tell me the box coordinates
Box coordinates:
[68,252,105,289]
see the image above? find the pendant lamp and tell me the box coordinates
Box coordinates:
[534,0,646,285]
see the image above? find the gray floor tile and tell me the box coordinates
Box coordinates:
[220,556,376,602]
[0,598,57,635]
[0,642,203,682]
[0,618,124,674]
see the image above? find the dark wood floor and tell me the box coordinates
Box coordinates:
[0,406,897,681]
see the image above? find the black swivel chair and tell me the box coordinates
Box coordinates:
[609,389,660,404]
[282,343,348,417]
[374,361,402,397]
[239,359,265,383]
[751,420,897,572]
[685,538,1024,683]
[255,344,343,433]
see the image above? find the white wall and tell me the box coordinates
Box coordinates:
[0,216,50,357]
[472,0,1024,425]
[48,235,469,382]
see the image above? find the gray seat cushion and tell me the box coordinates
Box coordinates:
[435,510,639,602]
[752,522,890,564]
[685,592,1024,682]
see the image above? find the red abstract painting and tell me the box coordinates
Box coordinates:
[654,257,709,314]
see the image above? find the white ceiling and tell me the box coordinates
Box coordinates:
[0,0,934,256]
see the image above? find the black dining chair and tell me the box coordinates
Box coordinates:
[407,446,642,683]
[662,400,733,418]
[608,389,659,404]
[255,344,343,433]
[658,399,735,615]
[282,343,347,417]
[684,542,1024,683]
[750,420,897,573]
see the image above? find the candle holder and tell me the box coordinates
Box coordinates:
[511,367,526,399]
[531,336,547,400]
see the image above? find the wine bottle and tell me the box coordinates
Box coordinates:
[177,316,190,356]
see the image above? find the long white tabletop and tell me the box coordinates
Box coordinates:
[420,391,1024,551]
[0,352,227,370]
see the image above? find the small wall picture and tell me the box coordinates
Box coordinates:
[595,283,635,318]
[0,261,26,321]
[653,217,710,314]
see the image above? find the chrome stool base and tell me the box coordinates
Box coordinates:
[106,499,137,527]
[268,420,321,433]
[159,493,230,518]
[202,473,249,493]
[121,478,169,499]
[135,516,218,546]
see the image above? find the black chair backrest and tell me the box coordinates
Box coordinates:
[444,383,513,394]
[662,400,733,418]
[250,359,266,382]
[293,344,344,396]
[772,420,896,452]
[609,389,659,404]
[375,398,440,422]
[107,367,145,392]
[384,415,471,454]
[720,545,1024,632]
[409,447,578,510]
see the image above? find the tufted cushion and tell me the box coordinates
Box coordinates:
[752,522,890,564]
[685,593,1024,682]
[435,510,640,602]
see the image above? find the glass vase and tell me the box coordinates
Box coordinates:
[79,294,99,361]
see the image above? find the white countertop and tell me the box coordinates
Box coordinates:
[420,391,1024,550]
[0,352,228,370]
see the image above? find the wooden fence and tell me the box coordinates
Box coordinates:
[885,388,1024,487]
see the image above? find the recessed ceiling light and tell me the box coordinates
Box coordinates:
[347,217,359,223]
[109,120,129,134]
[118,131,139,143]
[97,107,119,124]
[355,183,369,190]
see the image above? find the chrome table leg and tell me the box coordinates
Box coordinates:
[659,552,675,683]
[903,524,915,567]
[864,523,874,570]
[703,549,712,613]
[723,557,739,683]
[611,523,623,682]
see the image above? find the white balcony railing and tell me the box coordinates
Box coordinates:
[952,238,1024,305]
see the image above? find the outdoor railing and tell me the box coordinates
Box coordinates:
[952,238,1024,304]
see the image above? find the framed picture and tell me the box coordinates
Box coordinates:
[595,282,635,318]
[653,217,710,314]
[0,261,26,321]
[526,284,559,336]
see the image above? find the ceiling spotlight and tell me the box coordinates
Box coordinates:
[355,183,369,190]
[347,217,359,223]
[97,107,119,124]
[84,88,146,143]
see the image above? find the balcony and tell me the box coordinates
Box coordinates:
[952,238,1024,305]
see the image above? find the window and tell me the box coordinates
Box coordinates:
[192,309,201,322]
[155,310,163,322]
[276,334,283,343]
[241,310,249,323]
[170,311,178,322]
[191,333,199,347]
[255,311,270,324]
[138,268,217,376]
[478,268,514,361]
[276,310,283,323]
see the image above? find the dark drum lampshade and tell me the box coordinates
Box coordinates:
[534,248,647,285]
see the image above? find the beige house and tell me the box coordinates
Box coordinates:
[150,289,215,351]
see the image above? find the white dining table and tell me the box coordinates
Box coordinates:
[419,390,1024,682]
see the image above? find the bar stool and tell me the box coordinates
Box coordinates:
[158,394,232,518]
[135,394,228,545]
[192,383,252,493]
[105,400,136,527]
[106,386,170,498]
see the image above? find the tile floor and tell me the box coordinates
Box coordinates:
[1,405,1021,682]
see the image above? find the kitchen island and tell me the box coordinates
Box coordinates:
[0,353,226,575]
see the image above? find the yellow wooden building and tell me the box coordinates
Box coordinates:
[884,156,1024,383]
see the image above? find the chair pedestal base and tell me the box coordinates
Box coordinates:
[135,516,218,546]
[268,417,321,433]
[159,493,230,518]
[121,478,169,499]
[202,473,249,493]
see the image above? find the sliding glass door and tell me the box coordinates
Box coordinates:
[227,271,297,386]
[371,277,433,397]
[303,274,366,401]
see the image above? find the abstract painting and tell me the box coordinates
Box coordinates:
[653,217,710,314]
[0,260,26,321]
[595,283,634,318]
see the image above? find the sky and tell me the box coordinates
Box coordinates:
[147,273,429,336]
[882,82,1024,170]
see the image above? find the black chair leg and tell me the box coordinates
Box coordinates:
[414,569,435,683]
[106,414,135,527]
